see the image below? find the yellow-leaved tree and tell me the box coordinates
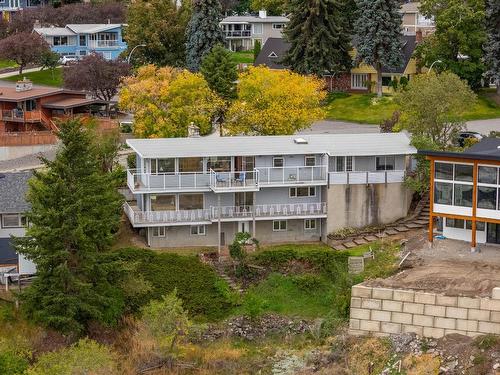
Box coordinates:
[224,66,326,135]
[119,65,222,138]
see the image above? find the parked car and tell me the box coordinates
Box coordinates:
[456,131,483,147]
[59,55,79,65]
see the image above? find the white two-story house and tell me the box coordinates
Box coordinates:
[125,133,416,249]
[220,10,289,51]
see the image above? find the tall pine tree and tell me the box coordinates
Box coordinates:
[16,119,124,334]
[485,0,500,94]
[354,0,404,97]
[200,44,238,100]
[185,0,224,71]
[283,0,352,76]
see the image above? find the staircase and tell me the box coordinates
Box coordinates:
[329,194,430,250]
[199,254,244,293]
[40,111,59,132]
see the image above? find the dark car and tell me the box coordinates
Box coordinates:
[456,131,483,147]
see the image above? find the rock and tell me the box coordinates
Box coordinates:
[493,363,500,370]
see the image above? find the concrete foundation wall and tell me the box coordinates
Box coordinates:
[0,144,55,162]
[148,219,321,248]
[326,183,412,233]
[350,284,500,339]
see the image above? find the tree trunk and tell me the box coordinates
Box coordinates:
[497,81,500,96]
[376,63,383,98]
[19,64,23,75]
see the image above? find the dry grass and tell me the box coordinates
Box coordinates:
[347,337,392,375]
[403,353,441,374]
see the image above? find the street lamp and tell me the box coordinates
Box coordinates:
[427,60,443,74]
[127,44,147,64]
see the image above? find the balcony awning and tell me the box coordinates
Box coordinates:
[42,97,107,110]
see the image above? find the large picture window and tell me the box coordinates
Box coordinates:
[434,182,453,205]
[435,162,453,180]
[151,158,175,174]
[290,186,316,197]
[1,214,26,228]
[179,194,203,210]
[453,184,473,207]
[151,195,176,211]
[207,156,231,172]
[351,74,368,90]
[179,157,203,173]
[376,156,395,171]
[478,186,497,210]
[478,166,498,185]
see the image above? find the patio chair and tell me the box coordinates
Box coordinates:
[235,172,246,185]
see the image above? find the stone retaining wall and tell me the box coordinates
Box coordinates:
[349,284,500,338]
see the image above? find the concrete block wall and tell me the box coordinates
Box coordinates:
[349,285,500,339]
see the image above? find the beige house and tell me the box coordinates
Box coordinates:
[220,10,289,51]
[401,2,435,36]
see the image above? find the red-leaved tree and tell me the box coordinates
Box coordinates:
[0,32,50,74]
[63,54,130,102]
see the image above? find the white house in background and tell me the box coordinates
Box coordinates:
[124,132,416,250]
[0,171,36,275]
[220,10,289,51]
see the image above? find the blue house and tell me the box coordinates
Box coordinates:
[34,23,127,60]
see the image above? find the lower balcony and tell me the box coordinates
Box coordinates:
[124,202,327,227]
[329,170,406,185]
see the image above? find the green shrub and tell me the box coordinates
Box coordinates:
[108,248,234,321]
[0,350,29,375]
[241,293,269,320]
[291,274,325,291]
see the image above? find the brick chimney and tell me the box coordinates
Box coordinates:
[188,122,200,138]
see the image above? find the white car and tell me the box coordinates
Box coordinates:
[59,55,79,65]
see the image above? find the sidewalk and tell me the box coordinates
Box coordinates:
[0,66,44,79]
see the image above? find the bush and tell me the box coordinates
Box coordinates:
[291,274,325,291]
[108,248,234,320]
[0,350,29,375]
[26,338,118,375]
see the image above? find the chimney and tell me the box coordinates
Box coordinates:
[188,122,200,138]
[259,9,267,18]
[416,29,423,44]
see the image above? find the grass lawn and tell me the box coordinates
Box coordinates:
[326,91,500,124]
[0,59,17,69]
[231,51,254,64]
[2,67,63,87]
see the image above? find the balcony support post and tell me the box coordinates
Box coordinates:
[252,192,256,239]
[217,195,221,258]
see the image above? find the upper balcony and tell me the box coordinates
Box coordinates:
[127,165,328,194]
[88,40,122,49]
[1,109,41,123]
[329,170,406,185]
[224,30,252,38]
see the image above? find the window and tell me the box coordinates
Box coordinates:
[382,76,392,87]
[435,162,453,180]
[273,220,287,231]
[447,218,465,229]
[25,100,36,111]
[79,50,87,56]
[179,157,203,172]
[376,156,395,171]
[79,35,86,46]
[190,225,206,235]
[346,156,353,172]
[152,226,166,237]
[335,156,353,172]
[179,194,203,210]
[1,214,26,228]
[290,186,316,197]
[253,23,263,34]
[304,219,316,230]
[453,184,473,207]
[304,155,316,167]
[272,23,286,29]
[478,166,498,185]
[151,158,175,174]
[478,186,497,210]
[454,164,473,182]
[207,156,231,172]
[151,195,176,211]
[434,182,453,205]
[351,74,368,89]
[273,156,284,168]
[466,221,485,231]
[53,36,69,46]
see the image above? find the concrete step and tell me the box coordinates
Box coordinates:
[385,229,399,235]
[405,223,424,229]
[343,242,358,249]
[375,232,387,238]
[354,238,368,245]
[364,235,378,242]
[333,244,347,251]
[394,226,410,232]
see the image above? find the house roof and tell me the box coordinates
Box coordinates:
[255,35,417,74]
[221,15,289,24]
[127,132,416,159]
[418,138,500,162]
[0,86,86,102]
[0,171,31,214]
[42,97,104,109]
[254,38,290,70]
[34,23,124,36]
[401,2,421,14]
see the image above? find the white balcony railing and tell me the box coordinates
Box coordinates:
[258,166,328,186]
[329,170,406,185]
[124,202,327,226]
[209,169,259,192]
[224,30,252,38]
[88,40,120,48]
[127,169,210,192]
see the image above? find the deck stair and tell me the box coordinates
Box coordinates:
[328,194,430,250]
[199,254,244,293]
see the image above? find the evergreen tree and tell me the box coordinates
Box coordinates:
[485,0,500,94]
[283,0,352,76]
[185,0,224,71]
[354,0,404,97]
[200,44,238,100]
[16,119,124,334]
